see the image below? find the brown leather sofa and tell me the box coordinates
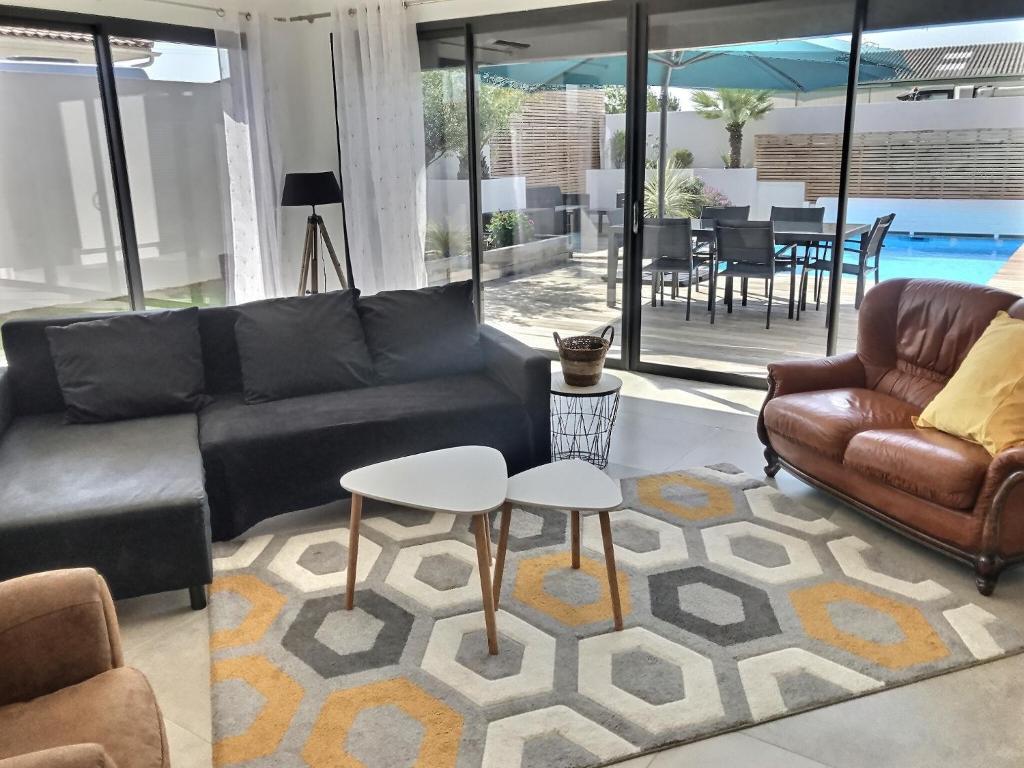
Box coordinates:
[758,278,1024,595]
[0,570,169,768]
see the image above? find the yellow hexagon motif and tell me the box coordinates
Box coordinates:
[302,677,463,768]
[210,574,287,651]
[212,655,303,766]
[790,581,949,669]
[636,473,735,521]
[514,552,630,627]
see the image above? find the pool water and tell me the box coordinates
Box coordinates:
[870,234,1023,285]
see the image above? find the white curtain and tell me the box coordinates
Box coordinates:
[333,0,427,294]
[215,12,284,303]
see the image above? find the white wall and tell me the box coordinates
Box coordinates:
[818,198,1024,237]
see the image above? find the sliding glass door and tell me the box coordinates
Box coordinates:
[830,13,1024,355]
[0,12,225,361]
[112,37,228,308]
[419,30,475,289]
[0,24,132,349]
[634,0,856,379]
[416,0,1022,387]
[470,13,631,362]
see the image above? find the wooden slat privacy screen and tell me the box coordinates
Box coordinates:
[755,129,1024,201]
[489,90,605,195]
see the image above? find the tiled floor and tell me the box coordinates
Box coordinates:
[117,369,1024,768]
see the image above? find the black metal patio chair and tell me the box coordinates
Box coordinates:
[801,212,895,313]
[771,206,826,319]
[643,218,708,321]
[711,220,793,329]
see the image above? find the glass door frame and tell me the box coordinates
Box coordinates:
[0,5,217,312]
[419,0,871,389]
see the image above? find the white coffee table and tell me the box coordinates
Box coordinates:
[493,459,625,630]
[340,446,508,654]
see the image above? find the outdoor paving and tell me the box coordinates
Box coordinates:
[484,249,861,376]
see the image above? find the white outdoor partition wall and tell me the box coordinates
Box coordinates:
[817,198,1024,237]
[425,177,527,225]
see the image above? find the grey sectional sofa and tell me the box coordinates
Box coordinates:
[0,283,550,608]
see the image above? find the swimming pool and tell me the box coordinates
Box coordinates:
[872,234,1023,285]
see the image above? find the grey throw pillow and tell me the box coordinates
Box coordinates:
[357,281,483,384]
[45,308,206,423]
[234,290,375,403]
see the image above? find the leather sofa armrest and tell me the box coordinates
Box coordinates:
[977,446,1024,555]
[766,352,866,398]
[0,745,118,768]
[0,569,123,708]
[479,325,552,465]
[0,367,11,440]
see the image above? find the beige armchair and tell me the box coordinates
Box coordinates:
[0,569,169,768]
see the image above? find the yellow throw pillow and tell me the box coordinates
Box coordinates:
[915,311,1024,455]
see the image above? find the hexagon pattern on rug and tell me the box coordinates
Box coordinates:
[208,467,1022,768]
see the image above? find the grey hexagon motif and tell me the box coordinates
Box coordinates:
[649,566,781,646]
[489,505,566,552]
[282,590,413,678]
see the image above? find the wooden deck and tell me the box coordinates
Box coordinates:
[988,242,1024,296]
[483,249,862,377]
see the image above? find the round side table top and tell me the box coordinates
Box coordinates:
[551,372,623,397]
[340,446,508,515]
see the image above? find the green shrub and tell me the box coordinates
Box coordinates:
[670,148,694,169]
[425,221,470,260]
[486,210,534,248]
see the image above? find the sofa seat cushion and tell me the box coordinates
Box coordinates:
[0,414,211,598]
[844,428,991,510]
[199,374,534,540]
[0,668,166,768]
[762,388,920,461]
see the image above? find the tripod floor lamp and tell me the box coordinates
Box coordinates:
[282,171,350,294]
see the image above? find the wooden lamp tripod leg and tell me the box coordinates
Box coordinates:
[297,215,315,295]
[316,215,348,289]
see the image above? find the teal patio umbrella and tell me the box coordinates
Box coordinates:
[480,40,905,215]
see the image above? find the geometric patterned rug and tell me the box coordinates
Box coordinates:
[208,465,1023,767]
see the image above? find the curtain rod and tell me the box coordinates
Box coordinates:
[141,0,452,23]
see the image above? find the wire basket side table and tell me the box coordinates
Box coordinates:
[550,372,622,469]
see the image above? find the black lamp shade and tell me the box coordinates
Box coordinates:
[281,171,343,207]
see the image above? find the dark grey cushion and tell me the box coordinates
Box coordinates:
[234,290,375,404]
[357,281,482,384]
[0,368,11,440]
[45,308,205,423]
[0,413,211,598]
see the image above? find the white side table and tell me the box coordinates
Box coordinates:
[340,446,508,654]
[550,372,622,469]
[494,459,625,630]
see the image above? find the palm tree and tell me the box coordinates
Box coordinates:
[691,88,774,169]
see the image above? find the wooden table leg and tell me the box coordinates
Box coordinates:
[571,510,581,569]
[598,511,623,631]
[346,494,363,610]
[474,514,500,655]
[492,502,512,608]
[483,513,493,564]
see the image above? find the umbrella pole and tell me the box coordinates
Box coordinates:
[657,67,670,219]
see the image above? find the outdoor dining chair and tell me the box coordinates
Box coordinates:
[696,205,750,257]
[801,212,895,314]
[643,218,706,320]
[711,220,793,329]
[771,205,826,318]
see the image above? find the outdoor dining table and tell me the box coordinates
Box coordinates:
[604,219,871,311]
